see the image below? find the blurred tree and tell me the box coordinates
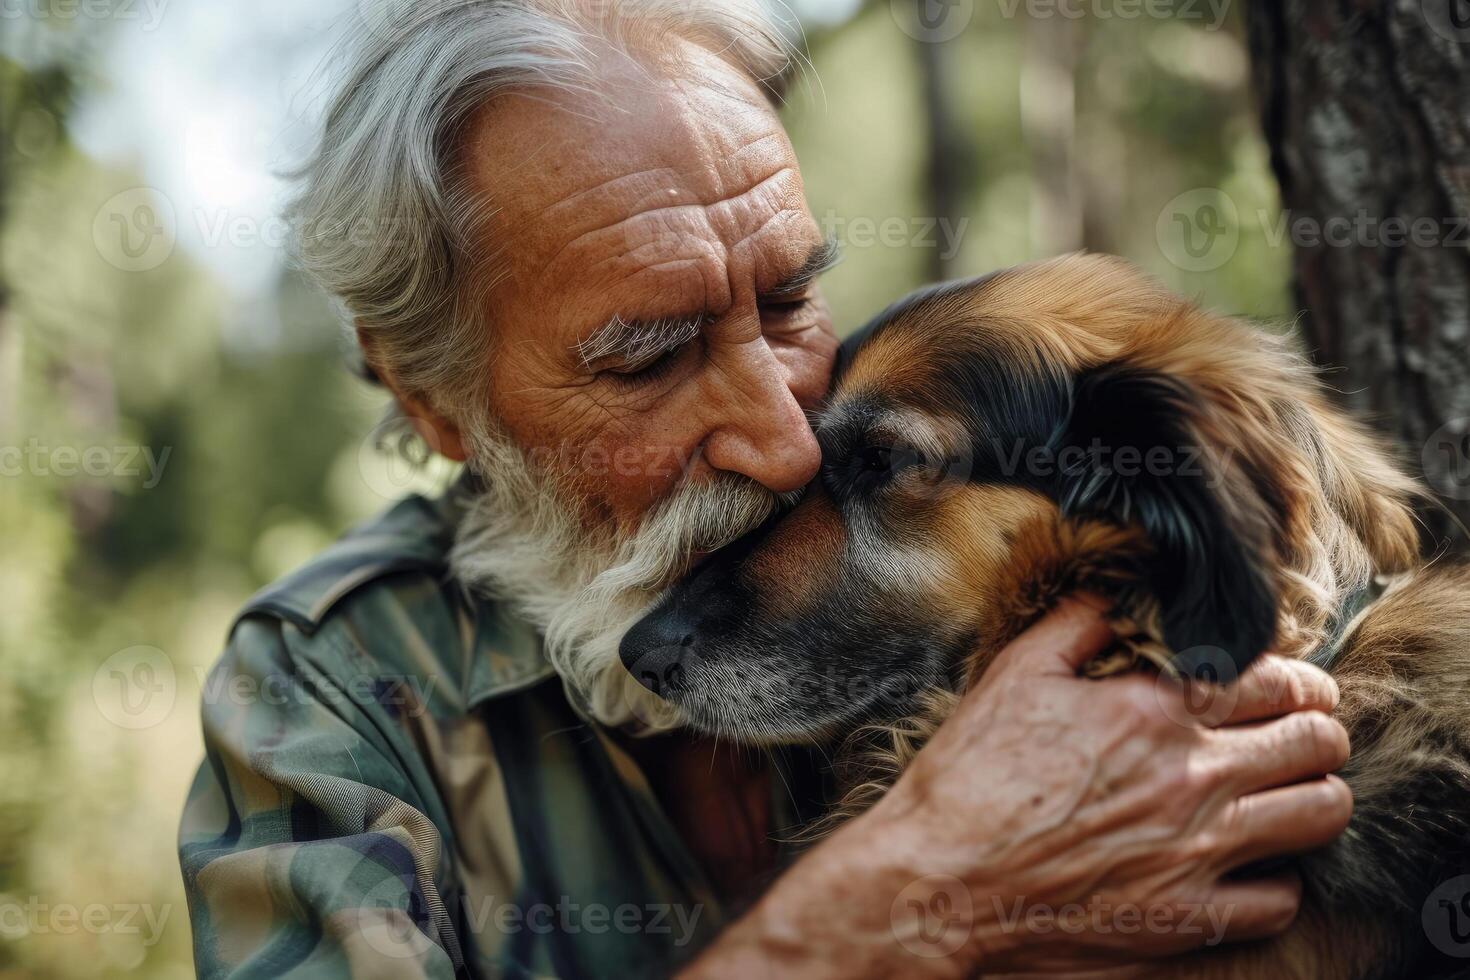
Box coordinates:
[1249,2,1470,548]
[1020,14,1084,257]
[1,57,77,428]
[914,4,969,280]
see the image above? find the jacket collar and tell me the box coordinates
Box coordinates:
[238,470,555,707]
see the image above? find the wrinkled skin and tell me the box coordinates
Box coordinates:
[373,37,1354,979]
[405,38,838,530]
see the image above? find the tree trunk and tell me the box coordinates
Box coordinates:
[914,5,968,282]
[1248,1,1470,549]
[1021,13,1085,258]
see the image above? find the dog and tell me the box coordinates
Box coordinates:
[619,253,1470,979]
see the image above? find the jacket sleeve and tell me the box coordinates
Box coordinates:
[177,616,464,980]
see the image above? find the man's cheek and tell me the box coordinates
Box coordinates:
[584,435,704,523]
[608,442,687,481]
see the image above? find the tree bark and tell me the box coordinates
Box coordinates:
[913,2,970,281]
[1021,13,1085,258]
[1248,1,1470,549]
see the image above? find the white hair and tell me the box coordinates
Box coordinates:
[287,0,800,423]
[450,417,791,730]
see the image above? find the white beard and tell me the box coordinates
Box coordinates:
[449,418,788,731]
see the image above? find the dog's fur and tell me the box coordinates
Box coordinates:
[619,254,1470,979]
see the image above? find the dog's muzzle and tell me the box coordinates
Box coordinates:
[618,542,754,702]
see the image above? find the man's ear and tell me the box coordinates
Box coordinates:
[355,324,468,463]
[395,393,468,463]
[1051,364,1278,678]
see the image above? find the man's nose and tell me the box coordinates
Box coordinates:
[702,345,821,494]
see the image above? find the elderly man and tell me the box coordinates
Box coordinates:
[178,2,1352,977]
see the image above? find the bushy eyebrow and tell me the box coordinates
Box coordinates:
[572,237,841,370]
[573,313,706,371]
[768,236,842,296]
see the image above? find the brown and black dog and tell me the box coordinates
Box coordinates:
[620,253,1470,979]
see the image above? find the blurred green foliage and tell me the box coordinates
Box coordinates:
[0,3,1289,977]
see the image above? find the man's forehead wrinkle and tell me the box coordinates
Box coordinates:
[666,70,784,185]
[596,254,712,288]
[537,165,800,287]
[518,93,791,233]
[699,166,801,248]
[668,52,772,114]
[716,204,809,288]
[533,166,695,225]
[548,207,795,340]
[551,206,710,303]
[531,201,704,297]
[574,255,716,326]
[522,85,782,224]
[726,132,790,170]
[533,143,793,253]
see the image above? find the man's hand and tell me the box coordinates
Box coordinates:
[683,596,1350,979]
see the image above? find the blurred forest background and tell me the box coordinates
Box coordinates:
[0,0,1459,976]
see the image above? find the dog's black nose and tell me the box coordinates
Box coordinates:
[619,540,757,700]
[619,611,699,698]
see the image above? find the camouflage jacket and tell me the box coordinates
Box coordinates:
[178,487,820,979]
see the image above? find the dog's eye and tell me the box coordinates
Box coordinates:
[831,443,924,495]
[858,445,895,473]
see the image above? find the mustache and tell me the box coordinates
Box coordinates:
[453,424,798,730]
[582,472,796,604]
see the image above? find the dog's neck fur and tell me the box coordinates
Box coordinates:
[821,499,1408,830]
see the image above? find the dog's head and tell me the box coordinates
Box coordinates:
[619,254,1421,743]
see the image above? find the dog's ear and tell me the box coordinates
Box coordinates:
[1052,364,1279,678]
[1283,402,1424,574]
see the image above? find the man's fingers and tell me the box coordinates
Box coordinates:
[1216,775,1353,871]
[1214,709,1350,794]
[1204,872,1303,944]
[1218,655,1340,725]
[1156,655,1340,729]
[984,594,1118,679]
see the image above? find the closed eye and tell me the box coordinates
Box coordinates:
[604,344,685,385]
[601,330,705,389]
[761,296,814,319]
[824,442,926,496]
